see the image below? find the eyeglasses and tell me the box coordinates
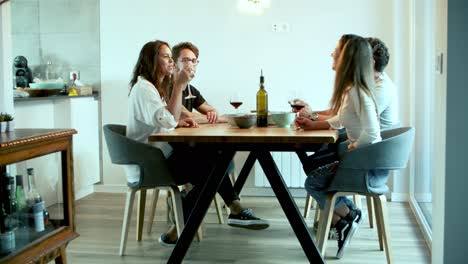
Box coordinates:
[179,58,200,65]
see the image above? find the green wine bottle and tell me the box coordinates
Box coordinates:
[256,70,268,127]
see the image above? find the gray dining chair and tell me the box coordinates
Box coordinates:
[316,127,414,264]
[103,124,184,256]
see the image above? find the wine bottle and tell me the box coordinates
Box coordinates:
[256,70,268,127]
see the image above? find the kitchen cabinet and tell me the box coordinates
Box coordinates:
[0,129,78,263]
[14,96,100,200]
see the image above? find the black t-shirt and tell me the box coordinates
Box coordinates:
[182,84,206,112]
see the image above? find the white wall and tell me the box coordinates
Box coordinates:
[0,1,13,114]
[99,0,408,189]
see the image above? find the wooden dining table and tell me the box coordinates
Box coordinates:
[149,123,338,264]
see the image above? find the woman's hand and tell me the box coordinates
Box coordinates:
[177,117,199,128]
[294,116,315,130]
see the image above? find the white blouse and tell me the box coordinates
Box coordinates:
[327,86,381,148]
[124,76,177,183]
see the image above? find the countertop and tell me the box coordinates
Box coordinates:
[14,92,100,102]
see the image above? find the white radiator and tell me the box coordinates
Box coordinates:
[254,152,308,188]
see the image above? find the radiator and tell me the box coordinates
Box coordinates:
[254,152,308,188]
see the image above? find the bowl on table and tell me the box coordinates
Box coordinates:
[226,113,256,129]
[270,111,296,128]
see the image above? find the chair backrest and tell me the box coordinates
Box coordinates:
[327,127,415,194]
[103,124,175,188]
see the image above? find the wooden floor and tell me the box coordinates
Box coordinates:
[66,193,430,264]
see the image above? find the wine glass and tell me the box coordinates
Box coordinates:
[185,83,197,99]
[230,93,243,112]
[178,60,197,99]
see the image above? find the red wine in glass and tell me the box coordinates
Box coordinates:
[230,101,243,109]
[290,104,305,111]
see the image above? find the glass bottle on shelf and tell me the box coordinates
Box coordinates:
[15,175,26,212]
[26,168,45,232]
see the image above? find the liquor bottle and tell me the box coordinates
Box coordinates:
[256,70,268,127]
[15,175,27,211]
[26,168,42,208]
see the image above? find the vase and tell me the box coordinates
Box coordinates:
[6,121,14,132]
[0,121,6,132]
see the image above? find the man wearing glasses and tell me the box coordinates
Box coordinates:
[171,42,221,124]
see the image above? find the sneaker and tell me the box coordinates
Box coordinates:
[335,219,358,259]
[345,208,363,225]
[158,233,177,247]
[313,221,338,240]
[227,208,270,230]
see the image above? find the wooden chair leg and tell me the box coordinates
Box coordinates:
[367,195,375,228]
[166,191,171,222]
[120,188,136,256]
[147,188,160,235]
[214,194,224,224]
[136,189,147,241]
[317,193,337,256]
[168,186,184,238]
[375,195,393,264]
[353,194,362,209]
[314,206,321,225]
[304,194,312,218]
[372,196,384,251]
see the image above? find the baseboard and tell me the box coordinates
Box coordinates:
[75,185,95,200]
[93,184,167,196]
[93,183,127,193]
[391,192,409,202]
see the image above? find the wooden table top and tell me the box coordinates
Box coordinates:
[149,123,338,144]
[0,129,77,149]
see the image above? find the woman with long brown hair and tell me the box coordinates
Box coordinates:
[125,40,269,247]
[304,36,381,259]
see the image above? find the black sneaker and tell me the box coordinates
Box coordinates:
[335,219,358,259]
[312,221,338,240]
[227,208,270,230]
[158,233,177,247]
[345,208,363,225]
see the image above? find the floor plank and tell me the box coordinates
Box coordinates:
[67,193,430,263]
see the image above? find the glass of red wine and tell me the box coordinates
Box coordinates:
[230,93,243,112]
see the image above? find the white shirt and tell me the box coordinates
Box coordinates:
[374,72,399,129]
[328,86,381,148]
[124,76,177,184]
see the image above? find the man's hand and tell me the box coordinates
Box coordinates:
[206,111,218,123]
[290,99,314,118]
[347,142,357,151]
[177,117,199,128]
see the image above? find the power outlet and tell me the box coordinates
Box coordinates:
[272,23,290,33]
[69,70,80,81]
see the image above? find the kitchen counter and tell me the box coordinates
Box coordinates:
[14,92,99,103]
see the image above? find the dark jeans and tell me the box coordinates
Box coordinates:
[167,143,239,222]
[296,128,348,174]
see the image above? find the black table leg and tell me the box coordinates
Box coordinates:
[256,150,324,263]
[233,151,257,194]
[168,149,236,264]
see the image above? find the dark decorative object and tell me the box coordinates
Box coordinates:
[13,56,33,88]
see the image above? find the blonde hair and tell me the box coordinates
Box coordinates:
[330,37,376,114]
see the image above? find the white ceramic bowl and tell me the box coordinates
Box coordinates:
[270,111,296,128]
[227,114,256,129]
